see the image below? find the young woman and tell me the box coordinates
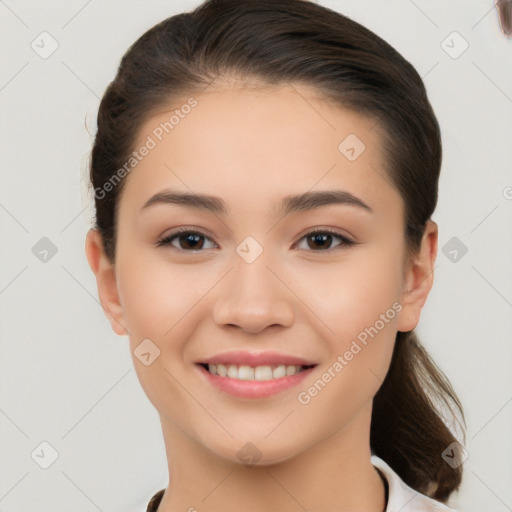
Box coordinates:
[85,0,466,510]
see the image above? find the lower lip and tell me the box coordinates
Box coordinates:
[196,364,316,398]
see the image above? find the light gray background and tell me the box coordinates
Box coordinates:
[0,1,511,511]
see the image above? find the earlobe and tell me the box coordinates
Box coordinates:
[85,229,128,336]
[396,221,438,333]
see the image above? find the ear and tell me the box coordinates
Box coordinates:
[85,229,128,336]
[397,220,438,332]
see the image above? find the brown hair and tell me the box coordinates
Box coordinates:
[88,0,466,501]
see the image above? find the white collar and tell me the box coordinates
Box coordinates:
[371,455,459,512]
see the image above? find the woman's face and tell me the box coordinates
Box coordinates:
[88,83,434,465]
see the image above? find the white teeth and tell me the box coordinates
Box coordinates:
[273,364,286,379]
[206,363,309,380]
[237,365,254,380]
[254,365,273,381]
[286,365,298,376]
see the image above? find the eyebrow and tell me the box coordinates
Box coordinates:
[141,188,374,217]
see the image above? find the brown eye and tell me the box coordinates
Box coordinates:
[156,228,354,253]
[295,229,354,252]
[156,229,216,251]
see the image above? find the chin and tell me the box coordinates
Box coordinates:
[204,434,306,468]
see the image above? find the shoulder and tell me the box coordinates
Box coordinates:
[371,455,459,512]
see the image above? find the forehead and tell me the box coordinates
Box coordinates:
[120,84,402,222]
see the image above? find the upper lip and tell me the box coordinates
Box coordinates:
[197,350,318,367]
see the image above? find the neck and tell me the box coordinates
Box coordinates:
[156,401,386,512]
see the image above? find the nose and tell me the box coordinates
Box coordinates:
[212,252,295,335]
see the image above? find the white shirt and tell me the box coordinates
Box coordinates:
[372,455,458,512]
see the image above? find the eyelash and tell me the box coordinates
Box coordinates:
[155,227,355,253]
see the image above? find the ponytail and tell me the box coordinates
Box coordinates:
[371,331,466,501]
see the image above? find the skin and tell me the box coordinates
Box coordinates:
[85,82,437,511]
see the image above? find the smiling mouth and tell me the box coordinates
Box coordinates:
[197,363,316,381]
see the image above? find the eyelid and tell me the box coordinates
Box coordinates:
[156,226,356,252]
[293,226,355,245]
[156,226,218,249]
[292,227,355,251]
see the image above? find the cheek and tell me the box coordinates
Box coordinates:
[293,247,403,341]
[294,247,403,404]
[115,247,203,412]
[116,245,208,339]
[117,241,403,349]
[294,256,401,425]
